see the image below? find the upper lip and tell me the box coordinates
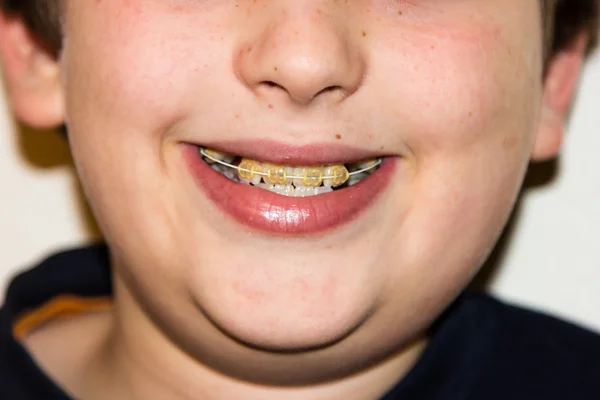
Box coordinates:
[190,139,393,165]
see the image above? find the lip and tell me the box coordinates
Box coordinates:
[182,143,398,235]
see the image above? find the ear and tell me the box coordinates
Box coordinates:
[532,34,588,162]
[0,10,64,129]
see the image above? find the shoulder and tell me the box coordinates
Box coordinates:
[468,293,600,400]
[1,244,112,400]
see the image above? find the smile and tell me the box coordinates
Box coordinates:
[183,142,397,234]
[199,147,382,197]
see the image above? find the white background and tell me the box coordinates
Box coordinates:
[1,53,599,333]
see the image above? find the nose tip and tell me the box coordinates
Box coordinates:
[235,7,365,106]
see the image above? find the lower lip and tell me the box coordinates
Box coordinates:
[183,145,397,235]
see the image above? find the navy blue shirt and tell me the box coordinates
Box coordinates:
[2,245,600,399]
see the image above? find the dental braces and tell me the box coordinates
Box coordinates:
[200,148,382,186]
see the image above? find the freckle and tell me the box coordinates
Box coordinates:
[274,66,278,71]
[235,114,240,119]
[247,45,253,53]
[335,134,342,140]
[398,10,403,16]
[362,31,367,37]
[268,104,274,109]
[380,145,385,150]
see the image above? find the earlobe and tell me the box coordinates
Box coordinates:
[532,34,588,162]
[0,11,64,129]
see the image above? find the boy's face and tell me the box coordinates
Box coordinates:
[2,0,583,385]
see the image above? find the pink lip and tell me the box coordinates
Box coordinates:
[182,144,397,235]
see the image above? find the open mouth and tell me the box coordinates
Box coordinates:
[183,142,396,234]
[198,147,383,197]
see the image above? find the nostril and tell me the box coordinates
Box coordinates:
[263,81,281,88]
[317,86,341,96]
[257,81,347,104]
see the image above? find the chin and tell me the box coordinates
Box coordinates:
[190,282,374,352]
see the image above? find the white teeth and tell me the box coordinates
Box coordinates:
[295,186,311,197]
[292,167,304,188]
[347,160,379,173]
[316,186,333,195]
[223,168,238,181]
[202,147,381,196]
[247,184,334,197]
[204,149,235,164]
[347,173,368,187]
[251,174,262,185]
[273,184,287,196]
[211,164,226,173]
[323,166,334,188]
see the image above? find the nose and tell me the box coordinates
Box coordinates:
[234,3,366,107]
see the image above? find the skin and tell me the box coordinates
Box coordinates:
[0,1,588,399]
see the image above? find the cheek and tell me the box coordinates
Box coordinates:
[373,18,543,281]
[374,14,542,182]
[60,1,231,232]
[62,1,227,139]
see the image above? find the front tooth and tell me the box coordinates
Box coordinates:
[274,184,284,196]
[301,186,314,197]
[315,186,333,195]
[293,167,304,187]
[285,185,295,197]
[265,164,288,185]
[302,167,323,187]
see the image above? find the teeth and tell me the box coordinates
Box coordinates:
[250,183,334,197]
[315,186,333,196]
[201,147,380,196]
[238,159,260,181]
[347,173,368,186]
[264,163,288,185]
[330,165,350,186]
[203,149,235,164]
[347,159,380,173]
[323,166,334,188]
[302,167,323,187]
[292,167,304,187]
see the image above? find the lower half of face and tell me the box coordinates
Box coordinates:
[62,0,543,384]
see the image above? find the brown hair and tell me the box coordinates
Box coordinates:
[1,0,599,60]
